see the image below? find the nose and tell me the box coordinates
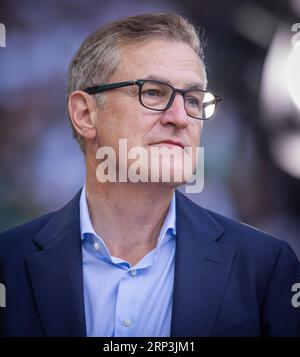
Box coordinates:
[159,93,189,129]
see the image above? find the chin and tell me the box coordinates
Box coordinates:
[157,162,187,184]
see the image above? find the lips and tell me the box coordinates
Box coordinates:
[153,139,185,149]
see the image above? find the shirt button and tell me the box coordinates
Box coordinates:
[129,269,137,277]
[123,319,132,327]
[94,242,100,251]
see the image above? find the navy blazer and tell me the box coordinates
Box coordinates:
[0,190,299,336]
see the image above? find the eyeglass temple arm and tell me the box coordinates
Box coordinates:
[84,81,135,95]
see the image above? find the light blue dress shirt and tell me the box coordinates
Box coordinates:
[80,186,176,337]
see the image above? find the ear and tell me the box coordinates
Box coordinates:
[68,91,98,143]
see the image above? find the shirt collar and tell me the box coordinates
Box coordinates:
[80,185,96,240]
[79,184,176,261]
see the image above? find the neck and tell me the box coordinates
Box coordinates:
[84,163,175,266]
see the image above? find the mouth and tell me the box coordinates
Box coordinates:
[151,139,185,150]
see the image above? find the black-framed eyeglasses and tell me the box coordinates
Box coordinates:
[84,79,223,120]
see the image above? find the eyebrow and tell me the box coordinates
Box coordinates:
[142,75,206,91]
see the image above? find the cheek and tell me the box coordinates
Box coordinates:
[94,108,145,149]
[121,107,155,146]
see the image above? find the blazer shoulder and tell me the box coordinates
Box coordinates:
[0,212,54,258]
[205,208,298,263]
[207,208,280,242]
[176,191,296,260]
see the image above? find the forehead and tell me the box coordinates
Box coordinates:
[112,39,206,88]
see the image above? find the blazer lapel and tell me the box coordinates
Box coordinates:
[171,192,235,337]
[25,191,86,336]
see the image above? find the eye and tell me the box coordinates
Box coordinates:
[185,96,200,107]
[142,89,162,97]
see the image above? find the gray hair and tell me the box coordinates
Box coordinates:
[67,13,206,152]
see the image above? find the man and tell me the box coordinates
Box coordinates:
[0,13,299,337]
